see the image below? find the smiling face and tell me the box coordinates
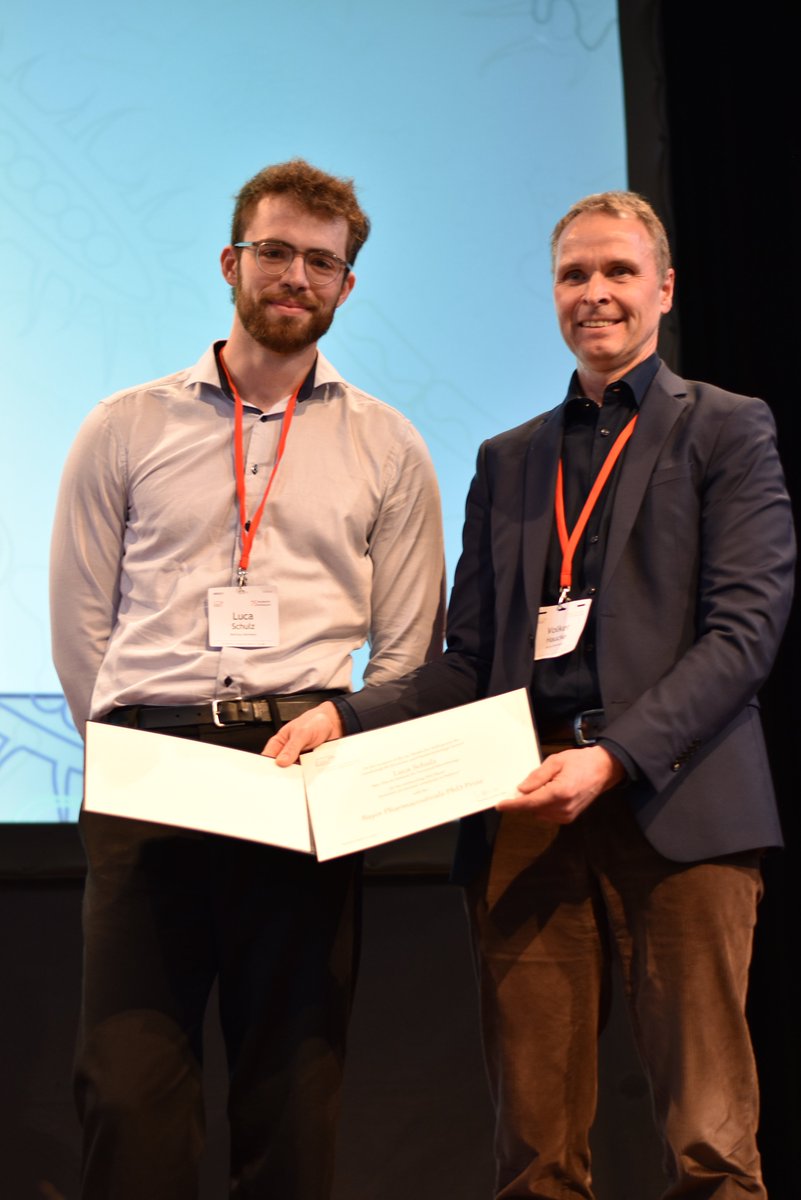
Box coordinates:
[553,211,674,395]
[220,194,355,355]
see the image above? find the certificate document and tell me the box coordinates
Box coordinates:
[84,721,313,854]
[302,689,539,861]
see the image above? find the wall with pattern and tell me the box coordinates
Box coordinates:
[0,0,626,820]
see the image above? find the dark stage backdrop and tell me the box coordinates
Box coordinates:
[621,3,801,1193]
[2,1,799,1197]
[678,6,800,1191]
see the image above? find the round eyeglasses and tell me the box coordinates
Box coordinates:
[234,240,352,287]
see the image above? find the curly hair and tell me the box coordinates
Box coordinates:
[231,159,371,266]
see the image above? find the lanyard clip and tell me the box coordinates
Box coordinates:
[237,567,248,589]
[558,586,571,607]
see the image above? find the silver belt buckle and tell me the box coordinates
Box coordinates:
[211,698,242,728]
[573,708,604,747]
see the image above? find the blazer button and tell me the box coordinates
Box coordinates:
[671,760,682,772]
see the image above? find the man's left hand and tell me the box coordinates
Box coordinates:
[262,701,344,765]
[497,745,625,823]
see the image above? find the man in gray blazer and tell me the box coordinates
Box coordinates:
[268,192,795,1198]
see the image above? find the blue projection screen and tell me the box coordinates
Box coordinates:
[0,0,626,821]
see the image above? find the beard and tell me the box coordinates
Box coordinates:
[233,282,338,354]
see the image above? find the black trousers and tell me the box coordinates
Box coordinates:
[77,722,361,1200]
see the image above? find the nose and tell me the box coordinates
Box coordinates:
[582,271,609,304]
[281,251,311,288]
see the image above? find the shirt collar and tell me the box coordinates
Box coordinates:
[564,352,661,412]
[184,342,346,410]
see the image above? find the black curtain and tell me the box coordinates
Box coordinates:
[621,3,800,1193]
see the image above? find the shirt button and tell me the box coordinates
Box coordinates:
[251,464,259,474]
[599,427,611,437]
[224,676,233,687]
[588,586,597,595]
[589,534,599,544]
[260,414,269,422]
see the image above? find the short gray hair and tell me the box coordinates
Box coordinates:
[550,191,671,280]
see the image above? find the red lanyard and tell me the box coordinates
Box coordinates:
[554,414,637,601]
[218,347,302,586]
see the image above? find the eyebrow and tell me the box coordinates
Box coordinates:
[557,255,640,273]
[253,238,343,258]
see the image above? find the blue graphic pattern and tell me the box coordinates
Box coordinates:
[0,695,83,822]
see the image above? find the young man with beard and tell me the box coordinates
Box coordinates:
[50,159,445,1200]
[267,191,795,1198]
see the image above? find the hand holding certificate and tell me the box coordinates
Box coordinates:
[84,690,540,860]
[301,689,540,860]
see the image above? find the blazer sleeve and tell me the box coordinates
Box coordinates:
[601,392,795,794]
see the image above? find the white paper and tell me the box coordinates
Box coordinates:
[84,721,312,854]
[301,689,540,861]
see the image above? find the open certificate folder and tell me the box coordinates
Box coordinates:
[302,689,540,860]
[84,721,313,854]
[84,689,540,860]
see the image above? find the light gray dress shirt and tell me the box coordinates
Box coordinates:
[51,343,445,732]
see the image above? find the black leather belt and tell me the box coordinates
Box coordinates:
[538,708,606,748]
[101,690,343,731]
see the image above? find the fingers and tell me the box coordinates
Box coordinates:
[496,747,624,822]
[263,725,295,764]
[514,758,560,795]
[496,757,565,815]
[498,788,588,823]
[262,702,344,766]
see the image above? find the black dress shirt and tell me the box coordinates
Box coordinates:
[532,354,660,727]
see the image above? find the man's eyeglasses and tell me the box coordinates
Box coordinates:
[234,240,352,287]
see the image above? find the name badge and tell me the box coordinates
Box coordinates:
[208,586,279,648]
[534,599,592,660]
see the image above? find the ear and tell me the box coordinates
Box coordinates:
[660,267,675,314]
[335,271,356,310]
[220,245,238,287]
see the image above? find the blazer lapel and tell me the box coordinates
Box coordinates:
[601,365,689,589]
[521,408,563,620]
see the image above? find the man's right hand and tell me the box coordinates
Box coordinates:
[262,701,344,765]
